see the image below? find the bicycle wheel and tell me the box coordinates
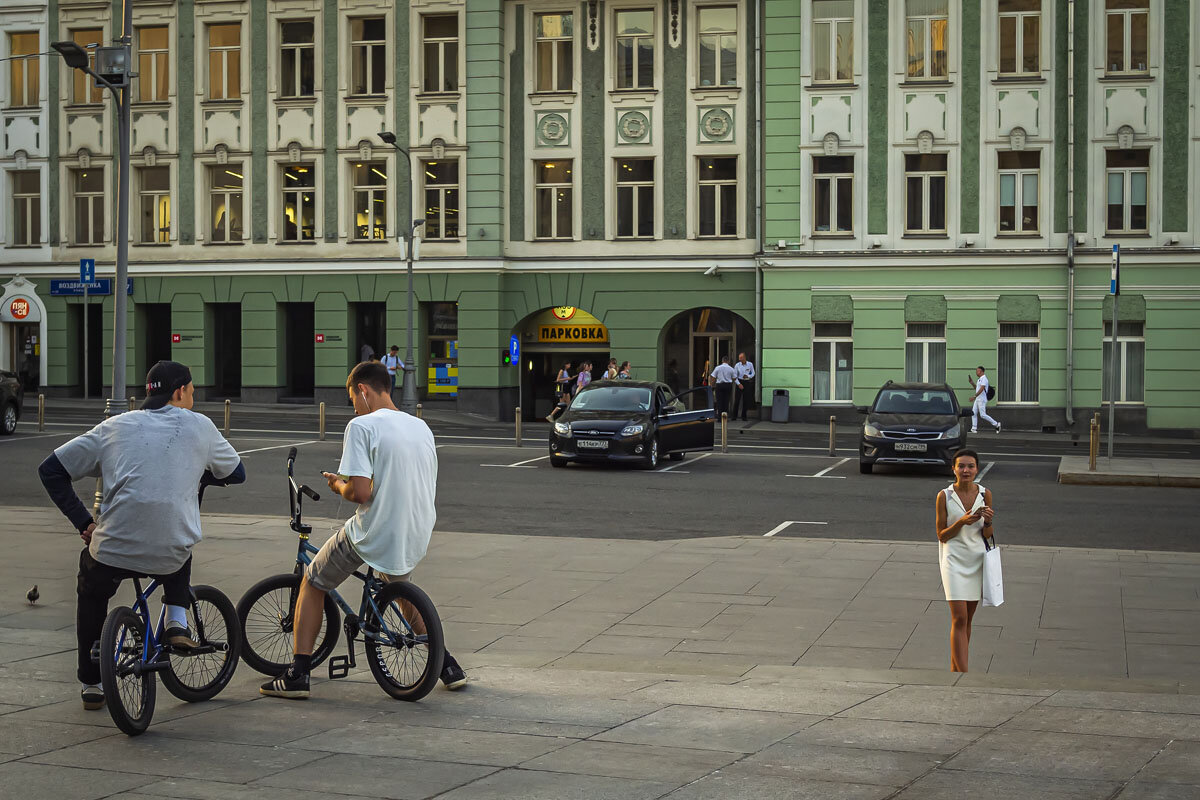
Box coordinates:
[364,581,444,701]
[99,606,155,736]
[160,586,242,702]
[237,572,340,676]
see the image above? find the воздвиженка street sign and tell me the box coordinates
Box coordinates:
[50,278,135,297]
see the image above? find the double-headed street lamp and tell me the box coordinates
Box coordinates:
[53,3,133,418]
[378,131,423,415]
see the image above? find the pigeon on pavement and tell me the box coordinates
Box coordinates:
[26,585,39,604]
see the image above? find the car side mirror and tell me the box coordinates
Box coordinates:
[660,407,670,416]
[959,408,973,418]
[855,405,870,414]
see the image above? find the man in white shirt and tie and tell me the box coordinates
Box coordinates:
[732,352,756,421]
[710,355,737,417]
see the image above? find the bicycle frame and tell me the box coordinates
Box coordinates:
[114,578,221,674]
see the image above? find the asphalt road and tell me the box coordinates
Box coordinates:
[3,417,1197,552]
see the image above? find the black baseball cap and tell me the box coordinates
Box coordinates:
[142,360,193,410]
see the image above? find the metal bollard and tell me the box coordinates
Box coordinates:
[515,407,522,447]
[224,399,232,436]
[828,415,837,457]
[416,403,423,419]
[1089,413,1100,471]
[721,412,728,453]
[128,396,135,412]
[38,393,45,431]
[318,401,326,441]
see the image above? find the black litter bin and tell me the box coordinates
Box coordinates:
[771,389,789,423]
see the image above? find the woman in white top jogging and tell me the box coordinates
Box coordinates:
[935,448,996,673]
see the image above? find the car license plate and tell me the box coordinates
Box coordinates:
[894,442,927,452]
[577,439,608,450]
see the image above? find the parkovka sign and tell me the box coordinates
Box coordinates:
[537,325,608,343]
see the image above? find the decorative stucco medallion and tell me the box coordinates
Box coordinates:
[617,110,650,144]
[699,107,734,142]
[537,112,570,146]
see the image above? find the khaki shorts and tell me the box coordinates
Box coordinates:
[305,528,410,593]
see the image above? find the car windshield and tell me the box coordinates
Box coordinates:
[571,385,652,412]
[873,389,956,415]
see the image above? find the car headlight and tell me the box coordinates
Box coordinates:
[939,424,960,440]
[553,422,571,436]
[620,424,644,437]
[863,423,881,437]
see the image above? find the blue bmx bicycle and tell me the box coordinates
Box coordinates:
[235,448,444,701]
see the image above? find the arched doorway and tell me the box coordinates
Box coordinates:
[660,307,756,396]
[513,306,609,421]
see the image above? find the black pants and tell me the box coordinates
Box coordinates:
[76,548,192,685]
[714,383,733,416]
[733,379,754,420]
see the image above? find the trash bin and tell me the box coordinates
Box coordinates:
[771,389,789,423]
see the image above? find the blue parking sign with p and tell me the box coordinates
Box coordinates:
[509,335,520,363]
[80,258,96,283]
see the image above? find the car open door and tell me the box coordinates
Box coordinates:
[666,386,716,451]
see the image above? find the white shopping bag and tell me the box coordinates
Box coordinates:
[981,536,1004,607]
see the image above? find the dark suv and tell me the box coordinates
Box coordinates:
[856,381,971,474]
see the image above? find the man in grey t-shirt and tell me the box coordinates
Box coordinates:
[38,361,244,710]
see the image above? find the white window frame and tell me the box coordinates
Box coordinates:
[697,156,738,238]
[696,5,738,88]
[350,17,386,97]
[904,154,948,235]
[614,8,655,90]
[904,323,947,383]
[279,20,315,99]
[534,11,574,93]
[812,323,854,404]
[421,14,459,94]
[72,167,106,246]
[350,161,388,241]
[615,158,655,240]
[534,160,573,241]
[209,165,244,243]
[1102,321,1145,404]
[905,0,949,80]
[8,32,39,109]
[998,1,1040,77]
[207,23,241,101]
[137,166,171,244]
[812,2,854,83]
[280,163,316,243]
[422,158,460,241]
[1105,0,1149,75]
[71,29,105,104]
[997,323,1040,404]
[1105,150,1149,235]
[135,26,170,103]
[998,152,1040,234]
[10,170,41,246]
[813,155,854,235]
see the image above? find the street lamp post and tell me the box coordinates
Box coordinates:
[53,0,133,418]
[378,131,423,415]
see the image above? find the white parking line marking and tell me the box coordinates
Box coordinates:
[657,453,711,473]
[786,457,850,479]
[481,454,550,468]
[237,440,318,455]
[978,461,995,480]
[763,520,829,537]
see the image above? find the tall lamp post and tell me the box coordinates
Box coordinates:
[378,131,423,414]
[53,1,133,418]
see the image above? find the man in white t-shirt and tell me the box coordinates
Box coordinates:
[261,360,466,699]
[710,355,737,417]
[381,345,404,395]
[968,365,1001,434]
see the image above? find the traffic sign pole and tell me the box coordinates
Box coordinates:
[1107,245,1119,460]
[80,259,94,400]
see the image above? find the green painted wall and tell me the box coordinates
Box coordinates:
[581,2,605,241]
[1161,0,1191,232]
[178,0,195,243]
[761,0,801,244]
[866,1,888,235]
[465,0,505,256]
[48,0,60,245]
[744,2,757,240]
[1054,0,1088,234]
[661,1,686,240]
[959,0,979,235]
[251,1,268,243]
[323,0,338,241]
[507,5,525,241]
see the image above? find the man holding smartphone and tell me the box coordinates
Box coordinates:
[967,366,1001,434]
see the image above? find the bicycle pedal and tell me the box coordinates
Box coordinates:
[89,642,100,664]
[327,655,352,680]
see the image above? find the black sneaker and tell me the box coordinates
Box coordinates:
[81,684,104,710]
[440,657,467,690]
[164,622,199,650]
[260,670,310,699]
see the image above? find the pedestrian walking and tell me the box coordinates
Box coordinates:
[382,345,404,395]
[547,362,574,421]
[732,352,756,421]
[360,343,375,363]
[967,366,1001,433]
[599,358,618,380]
[935,448,996,673]
[575,361,593,395]
[710,356,736,416]
[546,389,572,423]
[617,361,631,379]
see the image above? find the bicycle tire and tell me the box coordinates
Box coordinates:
[160,586,242,702]
[364,581,444,702]
[237,572,340,676]
[99,606,155,736]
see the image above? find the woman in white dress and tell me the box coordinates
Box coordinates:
[935,448,996,672]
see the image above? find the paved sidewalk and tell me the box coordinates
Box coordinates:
[1059,455,1200,487]
[2,507,1199,798]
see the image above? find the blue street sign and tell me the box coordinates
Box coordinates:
[80,258,95,283]
[1110,244,1120,295]
[50,278,134,297]
[509,334,520,363]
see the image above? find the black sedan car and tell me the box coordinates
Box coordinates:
[856,381,972,474]
[0,370,24,436]
[549,380,715,469]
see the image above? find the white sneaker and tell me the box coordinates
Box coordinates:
[995,422,1002,433]
[970,429,978,434]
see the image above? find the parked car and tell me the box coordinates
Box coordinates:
[856,381,972,474]
[549,381,715,469]
[0,370,24,436]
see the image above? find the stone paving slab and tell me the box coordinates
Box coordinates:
[1059,455,1200,487]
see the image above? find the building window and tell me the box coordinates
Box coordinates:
[136,27,170,103]
[813,322,853,403]
[72,168,105,245]
[138,166,170,244]
[351,162,387,241]
[813,1,853,83]
[534,160,573,240]
[615,158,654,239]
[350,18,386,96]
[421,15,458,93]
[997,323,1039,403]
[423,159,459,241]
[998,151,1039,234]
[280,21,315,98]
[906,0,948,80]
[11,171,41,245]
[8,32,39,108]
[698,156,737,238]
[209,165,244,242]
[281,164,316,242]
[813,155,853,234]
[905,323,946,383]
[697,6,737,87]
[71,30,104,104]
[615,9,654,90]
[998,0,1039,77]
[208,24,241,100]
[1106,0,1148,75]
[1106,149,1148,234]
[1102,321,1144,403]
[534,13,573,92]
[904,153,947,234]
